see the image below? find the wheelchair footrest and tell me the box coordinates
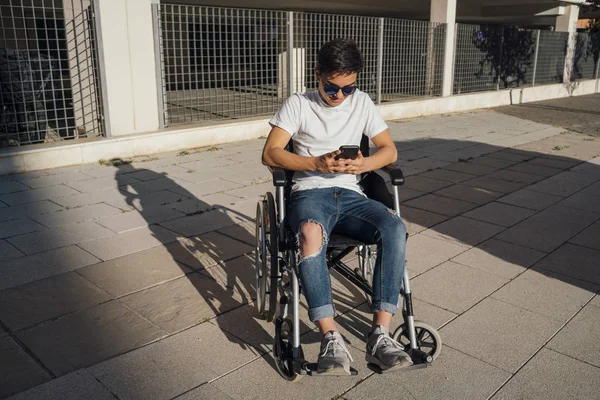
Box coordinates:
[367,362,428,374]
[304,363,358,376]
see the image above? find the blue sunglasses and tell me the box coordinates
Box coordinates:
[321,79,358,96]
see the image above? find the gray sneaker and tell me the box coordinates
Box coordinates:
[317,331,354,375]
[366,325,413,371]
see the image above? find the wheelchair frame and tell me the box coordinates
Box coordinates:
[255,144,441,381]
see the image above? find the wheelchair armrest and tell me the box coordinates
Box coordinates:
[380,164,405,186]
[269,167,287,187]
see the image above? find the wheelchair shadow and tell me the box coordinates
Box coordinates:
[112,162,276,353]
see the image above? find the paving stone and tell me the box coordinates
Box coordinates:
[495,219,582,253]
[492,269,599,322]
[212,342,371,400]
[546,304,600,368]
[224,181,274,200]
[488,149,537,162]
[557,191,600,214]
[0,272,112,331]
[212,303,312,355]
[151,231,253,271]
[20,172,96,190]
[120,272,246,333]
[403,176,452,193]
[0,325,6,337]
[344,346,510,400]
[174,383,235,400]
[7,221,115,255]
[396,149,432,161]
[159,208,248,237]
[471,155,520,169]
[52,188,134,209]
[529,156,580,169]
[404,194,478,217]
[0,180,29,195]
[592,294,600,308]
[442,161,499,176]
[31,203,122,227]
[422,216,505,247]
[463,202,536,227]
[78,249,192,298]
[89,321,260,400]
[0,201,63,223]
[95,206,185,233]
[198,255,256,302]
[491,348,600,400]
[16,301,165,377]
[412,261,508,313]
[0,246,100,290]
[127,177,187,194]
[462,175,527,194]
[77,225,179,261]
[434,184,503,205]
[451,238,546,279]
[440,298,562,373]
[7,370,117,400]
[405,234,469,274]
[217,220,255,245]
[0,185,80,206]
[528,204,600,231]
[488,169,544,186]
[0,337,50,399]
[400,206,448,236]
[534,243,600,285]
[0,218,45,240]
[507,162,563,177]
[569,222,600,250]
[527,171,599,197]
[496,188,563,210]
[171,193,240,215]
[417,169,477,184]
[66,175,141,193]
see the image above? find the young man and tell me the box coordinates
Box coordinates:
[262,38,411,374]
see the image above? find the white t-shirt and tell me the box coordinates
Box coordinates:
[269,89,388,194]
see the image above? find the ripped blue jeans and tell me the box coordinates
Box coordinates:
[288,187,407,322]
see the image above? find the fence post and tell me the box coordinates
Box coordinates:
[496,26,504,91]
[376,18,384,104]
[91,0,111,138]
[151,1,166,129]
[532,30,540,87]
[287,11,294,97]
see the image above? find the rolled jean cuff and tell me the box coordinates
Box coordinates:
[308,304,336,322]
[372,301,398,316]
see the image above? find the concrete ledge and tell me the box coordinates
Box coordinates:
[0,80,598,175]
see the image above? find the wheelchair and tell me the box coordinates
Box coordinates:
[255,136,441,380]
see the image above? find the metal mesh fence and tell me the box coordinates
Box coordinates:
[158,4,288,125]
[535,30,568,85]
[381,20,445,100]
[0,0,104,147]
[157,4,448,126]
[453,24,538,94]
[572,32,599,81]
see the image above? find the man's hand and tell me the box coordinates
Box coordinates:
[343,150,369,175]
[314,150,351,173]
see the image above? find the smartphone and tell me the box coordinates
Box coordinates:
[334,145,360,160]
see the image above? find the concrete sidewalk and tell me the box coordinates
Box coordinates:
[1,107,599,399]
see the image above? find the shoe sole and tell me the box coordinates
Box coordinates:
[316,367,352,376]
[365,354,414,373]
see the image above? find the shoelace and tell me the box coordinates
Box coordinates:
[321,338,354,362]
[371,334,404,356]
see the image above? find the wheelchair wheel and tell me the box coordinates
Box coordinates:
[392,321,442,361]
[255,201,268,317]
[254,193,279,321]
[274,317,302,382]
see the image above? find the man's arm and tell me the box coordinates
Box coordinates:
[262,126,349,173]
[345,129,397,175]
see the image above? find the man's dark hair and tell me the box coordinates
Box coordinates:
[316,38,363,75]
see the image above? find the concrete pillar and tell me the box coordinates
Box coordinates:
[94,0,160,136]
[430,0,457,97]
[555,4,580,84]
